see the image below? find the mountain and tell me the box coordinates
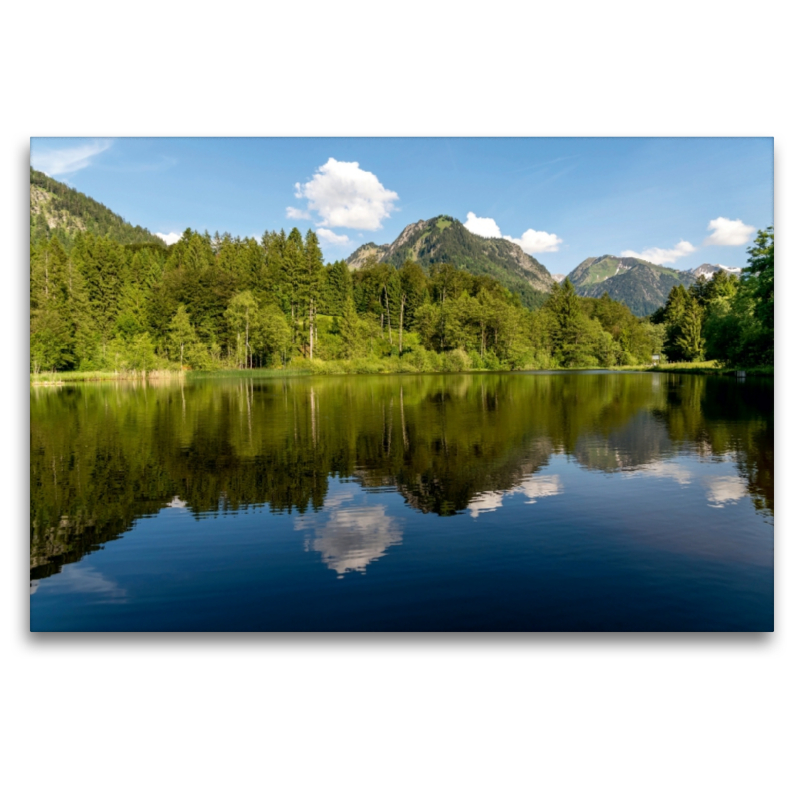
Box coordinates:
[30,168,164,247]
[685,263,742,280]
[565,255,695,316]
[346,215,555,308]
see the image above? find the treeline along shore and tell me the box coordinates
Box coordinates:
[30,176,773,379]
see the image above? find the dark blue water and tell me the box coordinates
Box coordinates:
[30,372,773,631]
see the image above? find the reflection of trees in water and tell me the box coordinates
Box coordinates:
[30,373,773,578]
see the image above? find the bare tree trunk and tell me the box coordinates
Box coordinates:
[399,295,405,354]
[309,300,314,360]
[385,289,393,346]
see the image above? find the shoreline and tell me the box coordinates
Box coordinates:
[30,362,773,385]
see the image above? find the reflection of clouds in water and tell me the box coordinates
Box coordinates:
[468,475,563,519]
[622,461,749,508]
[165,496,188,509]
[704,476,748,508]
[629,461,693,486]
[30,580,39,595]
[321,491,354,511]
[45,563,127,601]
[296,495,402,576]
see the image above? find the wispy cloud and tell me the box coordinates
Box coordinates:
[621,240,696,265]
[464,212,563,254]
[704,217,756,247]
[31,138,113,176]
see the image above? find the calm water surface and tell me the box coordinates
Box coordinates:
[30,372,773,631]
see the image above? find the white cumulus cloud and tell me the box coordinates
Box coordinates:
[507,229,563,254]
[316,227,351,247]
[155,232,181,245]
[704,217,756,247]
[286,206,311,220]
[621,240,696,265]
[31,138,113,176]
[291,157,398,230]
[464,212,503,238]
[463,212,562,254]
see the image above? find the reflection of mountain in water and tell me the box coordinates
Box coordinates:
[31,373,773,578]
[573,410,675,472]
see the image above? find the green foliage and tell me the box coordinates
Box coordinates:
[649,228,773,368]
[675,298,705,362]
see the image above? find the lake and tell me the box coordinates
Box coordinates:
[30,371,773,631]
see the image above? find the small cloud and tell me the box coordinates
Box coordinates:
[464,212,562,254]
[622,240,696,265]
[292,158,398,230]
[464,212,503,238]
[316,227,351,247]
[507,229,563,255]
[155,232,181,245]
[31,138,113,176]
[286,206,311,220]
[704,217,756,247]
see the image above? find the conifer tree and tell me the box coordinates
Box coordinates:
[304,230,325,359]
[675,297,705,362]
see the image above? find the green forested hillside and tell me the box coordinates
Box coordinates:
[347,216,554,309]
[30,168,163,247]
[566,255,695,316]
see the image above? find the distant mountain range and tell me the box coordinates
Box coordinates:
[346,216,555,309]
[563,255,742,316]
[345,217,746,317]
[685,263,743,280]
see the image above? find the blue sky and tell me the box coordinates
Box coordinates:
[30,137,773,274]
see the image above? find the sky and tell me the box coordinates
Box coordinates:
[30,137,773,275]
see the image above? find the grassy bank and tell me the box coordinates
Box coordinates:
[31,359,774,385]
[648,361,773,376]
[30,369,186,385]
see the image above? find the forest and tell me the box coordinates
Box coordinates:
[652,227,774,368]
[29,220,774,375]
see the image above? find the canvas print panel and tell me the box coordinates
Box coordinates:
[29,137,774,631]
